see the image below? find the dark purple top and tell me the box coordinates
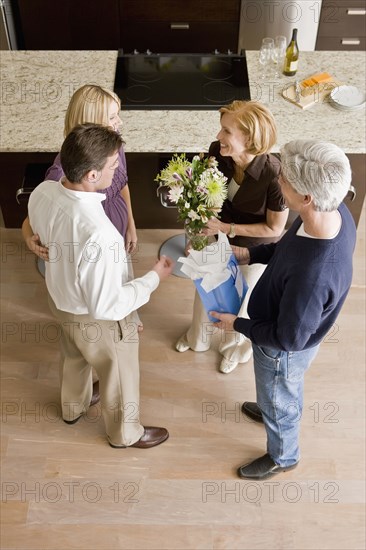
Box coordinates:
[45,147,129,238]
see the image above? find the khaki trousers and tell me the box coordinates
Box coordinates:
[48,297,144,447]
[185,263,266,363]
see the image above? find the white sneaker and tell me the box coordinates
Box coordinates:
[219,347,253,374]
[219,357,239,374]
[175,336,190,353]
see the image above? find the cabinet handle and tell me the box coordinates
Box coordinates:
[157,186,177,208]
[347,185,356,202]
[15,187,34,205]
[170,23,190,30]
[347,9,366,15]
[341,38,361,45]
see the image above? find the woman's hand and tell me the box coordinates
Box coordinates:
[202,217,229,236]
[26,234,49,261]
[125,225,138,255]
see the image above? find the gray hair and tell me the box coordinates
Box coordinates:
[280,140,352,212]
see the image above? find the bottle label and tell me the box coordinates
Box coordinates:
[289,61,298,71]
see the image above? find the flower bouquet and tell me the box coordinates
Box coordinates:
[155,153,228,250]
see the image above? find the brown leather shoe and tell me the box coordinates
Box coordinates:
[109,426,169,449]
[63,415,82,425]
[90,381,100,407]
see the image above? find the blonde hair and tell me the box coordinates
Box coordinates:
[219,100,277,155]
[64,85,121,137]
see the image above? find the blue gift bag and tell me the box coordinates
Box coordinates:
[193,255,248,323]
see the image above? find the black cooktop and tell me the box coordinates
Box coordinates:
[113,51,251,110]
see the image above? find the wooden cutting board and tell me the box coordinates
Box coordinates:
[282,78,341,109]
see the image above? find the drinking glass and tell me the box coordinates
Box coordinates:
[272,35,287,78]
[259,44,272,79]
[262,37,274,49]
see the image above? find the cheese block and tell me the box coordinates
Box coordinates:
[300,72,334,97]
[301,77,317,88]
[312,72,333,84]
[301,72,332,87]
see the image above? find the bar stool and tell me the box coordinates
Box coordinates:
[156,185,188,278]
[16,163,52,278]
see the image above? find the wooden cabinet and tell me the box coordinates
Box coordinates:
[14,0,240,52]
[15,0,120,49]
[1,152,364,230]
[0,153,56,228]
[126,154,181,229]
[0,152,182,230]
[119,0,241,53]
[346,154,366,229]
[316,0,366,50]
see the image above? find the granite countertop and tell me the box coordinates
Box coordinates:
[0,50,365,153]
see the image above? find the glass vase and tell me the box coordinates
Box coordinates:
[184,223,208,251]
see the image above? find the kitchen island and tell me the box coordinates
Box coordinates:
[0,50,365,227]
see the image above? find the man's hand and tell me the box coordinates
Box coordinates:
[209,311,237,331]
[231,245,250,265]
[153,255,174,280]
[26,234,49,261]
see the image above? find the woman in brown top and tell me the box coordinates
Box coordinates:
[176,100,289,373]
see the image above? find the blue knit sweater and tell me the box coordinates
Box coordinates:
[233,203,356,351]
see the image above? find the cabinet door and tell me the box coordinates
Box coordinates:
[316,0,366,50]
[317,1,366,36]
[316,36,366,50]
[120,0,240,21]
[0,153,56,228]
[126,153,181,229]
[119,0,240,54]
[16,0,120,49]
[120,22,239,54]
[346,154,366,228]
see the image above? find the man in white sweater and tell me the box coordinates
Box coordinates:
[28,123,173,448]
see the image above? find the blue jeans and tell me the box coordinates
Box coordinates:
[253,343,320,467]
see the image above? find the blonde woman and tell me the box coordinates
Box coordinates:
[176,100,289,373]
[22,84,137,256]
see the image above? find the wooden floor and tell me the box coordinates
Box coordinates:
[1,209,365,550]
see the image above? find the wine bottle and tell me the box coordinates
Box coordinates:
[283,28,299,77]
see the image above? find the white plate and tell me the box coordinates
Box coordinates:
[330,85,366,108]
[329,97,365,111]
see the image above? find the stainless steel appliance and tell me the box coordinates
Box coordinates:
[239,0,322,51]
[1,0,19,49]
